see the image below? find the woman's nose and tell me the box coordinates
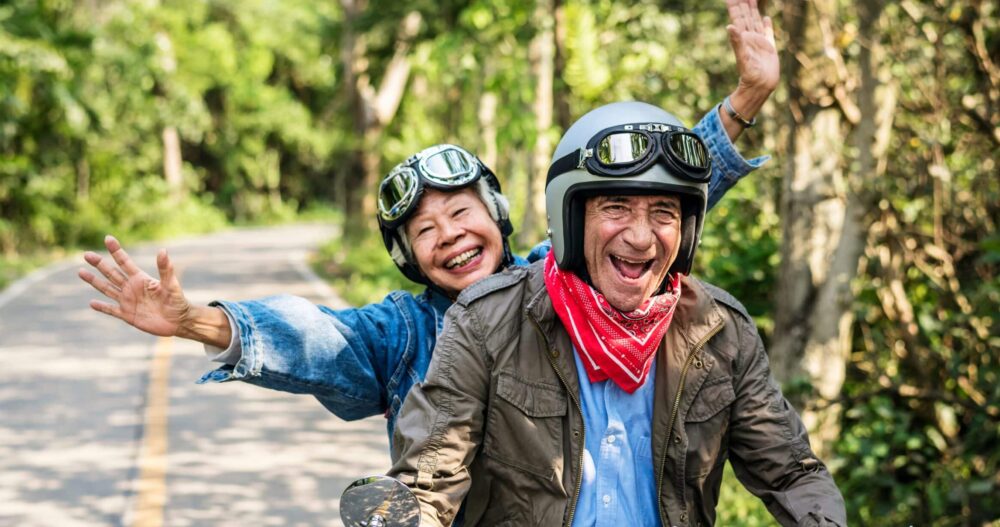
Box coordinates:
[437,220,464,245]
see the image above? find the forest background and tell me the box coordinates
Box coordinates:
[1,0,998,524]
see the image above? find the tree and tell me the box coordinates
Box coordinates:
[338,1,422,240]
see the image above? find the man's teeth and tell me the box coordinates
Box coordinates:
[447,248,482,269]
[612,255,651,279]
[614,255,648,265]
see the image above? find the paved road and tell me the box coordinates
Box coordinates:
[0,225,391,527]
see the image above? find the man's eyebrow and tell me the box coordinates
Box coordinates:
[652,198,681,210]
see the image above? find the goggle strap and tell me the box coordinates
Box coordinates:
[547,150,584,185]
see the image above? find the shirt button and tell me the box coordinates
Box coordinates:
[606,435,615,444]
[602,494,611,505]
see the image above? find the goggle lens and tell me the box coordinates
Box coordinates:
[422,148,476,184]
[596,132,650,166]
[665,132,710,170]
[378,167,419,222]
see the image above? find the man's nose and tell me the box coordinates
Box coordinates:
[622,217,654,249]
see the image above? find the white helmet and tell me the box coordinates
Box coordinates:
[545,101,711,276]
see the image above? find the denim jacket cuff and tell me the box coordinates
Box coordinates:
[202,310,242,365]
[196,300,264,384]
[694,104,770,208]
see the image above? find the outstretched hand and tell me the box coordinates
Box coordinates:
[79,235,191,337]
[726,0,780,96]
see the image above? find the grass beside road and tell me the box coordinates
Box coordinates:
[312,230,421,308]
[0,251,61,291]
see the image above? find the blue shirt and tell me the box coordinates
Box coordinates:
[571,350,660,527]
[198,104,766,440]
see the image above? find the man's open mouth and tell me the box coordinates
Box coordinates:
[610,254,653,280]
[446,247,483,269]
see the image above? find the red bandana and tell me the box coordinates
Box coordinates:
[543,252,681,394]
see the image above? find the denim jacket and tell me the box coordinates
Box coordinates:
[198,104,768,438]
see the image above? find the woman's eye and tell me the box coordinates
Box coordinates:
[452,207,468,218]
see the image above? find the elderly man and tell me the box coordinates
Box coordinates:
[388,101,847,526]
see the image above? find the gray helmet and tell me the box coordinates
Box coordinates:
[545,101,710,276]
[377,144,514,287]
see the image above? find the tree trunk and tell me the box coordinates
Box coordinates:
[478,90,499,171]
[338,2,421,240]
[552,0,572,131]
[519,0,555,248]
[770,0,890,455]
[76,152,90,201]
[162,126,183,201]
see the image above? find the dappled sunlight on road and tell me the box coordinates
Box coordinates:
[0,225,385,526]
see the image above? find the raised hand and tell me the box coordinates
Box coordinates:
[79,235,191,338]
[726,0,780,96]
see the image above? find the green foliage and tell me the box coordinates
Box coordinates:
[313,229,421,307]
[715,463,776,526]
[696,165,781,337]
[0,251,51,291]
[828,1,1000,523]
[2,0,998,524]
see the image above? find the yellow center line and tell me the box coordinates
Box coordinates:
[129,336,173,527]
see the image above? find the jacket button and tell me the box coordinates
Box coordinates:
[800,457,820,472]
[693,357,704,369]
[550,348,560,358]
[673,435,681,445]
[679,512,687,523]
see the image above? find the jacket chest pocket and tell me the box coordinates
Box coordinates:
[484,371,568,479]
[684,375,735,481]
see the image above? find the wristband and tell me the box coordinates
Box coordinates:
[723,96,757,129]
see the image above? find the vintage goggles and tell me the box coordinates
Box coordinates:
[547,123,712,183]
[377,144,484,228]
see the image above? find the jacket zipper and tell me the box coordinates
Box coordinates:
[656,321,723,527]
[529,316,585,527]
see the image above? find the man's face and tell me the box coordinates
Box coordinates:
[583,194,682,312]
[406,187,503,298]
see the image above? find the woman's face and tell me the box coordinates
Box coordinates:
[405,188,503,297]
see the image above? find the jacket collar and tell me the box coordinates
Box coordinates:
[525,263,724,346]
[524,262,726,388]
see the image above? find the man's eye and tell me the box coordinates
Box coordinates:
[653,209,678,221]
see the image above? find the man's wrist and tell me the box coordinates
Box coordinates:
[177,306,232,348]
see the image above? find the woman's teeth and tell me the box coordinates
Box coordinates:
[446,248,482,269]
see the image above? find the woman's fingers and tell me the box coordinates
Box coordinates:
[78,268,121,302]
[89,299,124,321]
[748,0,764,34]
[728,0,765,35]
[104,235,144,277]
[83,251,128,287]
[726,0,746,32]
[156,249,176,287]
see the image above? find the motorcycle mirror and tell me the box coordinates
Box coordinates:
[340,475,420,527]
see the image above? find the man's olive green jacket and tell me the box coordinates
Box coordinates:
[389,261,846,526]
